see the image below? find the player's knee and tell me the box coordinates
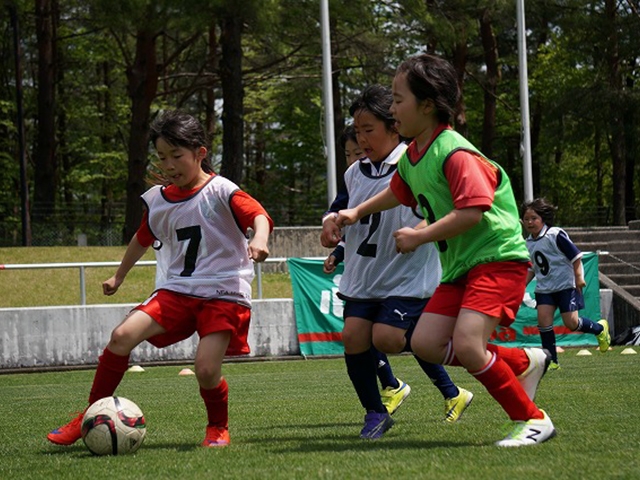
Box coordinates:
[108,327,134,354]
[194,361,221,387]
[373,334,404,354]
[341,328,366,352]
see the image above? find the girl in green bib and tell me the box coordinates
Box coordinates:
[336,54,556,448]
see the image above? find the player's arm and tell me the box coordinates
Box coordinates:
[394,208,483,253]
[336,186,400,227]
[103,233,149,296]
[573,258,586,291]
[525,268,535,285]
[393,151,493,254]
[249,215,270,263]
[230,190,273,263]
[321,189,349,248]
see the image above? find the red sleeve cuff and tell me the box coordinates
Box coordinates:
[390,172,418,208]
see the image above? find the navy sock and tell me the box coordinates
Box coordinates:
[371,347,399,390]
[577,317,603,335]
[413,355,458,399]
[539,325,558,362]
[344,351,386,413]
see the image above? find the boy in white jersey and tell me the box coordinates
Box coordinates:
[47,110,273,448]
[522,198,610,368]
[322,86,473,440]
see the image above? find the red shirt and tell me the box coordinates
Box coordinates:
[136,174,273,247]
[390,125,498,212]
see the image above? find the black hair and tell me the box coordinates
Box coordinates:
[348,85,397,134]
[395,53,460,125]
[339,124,358,150]
[522,198,556,226]
[149,110,214,173]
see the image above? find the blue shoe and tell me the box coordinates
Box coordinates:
[360,411,394,439]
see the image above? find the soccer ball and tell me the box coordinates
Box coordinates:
[81,396,146,456]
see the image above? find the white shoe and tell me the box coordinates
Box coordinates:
[517,348,551,400]
[496,410,556,447]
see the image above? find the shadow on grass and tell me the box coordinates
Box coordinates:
[240,421,483,451]
[43,441,198,456]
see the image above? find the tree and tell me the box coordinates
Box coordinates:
[33,0,58,224]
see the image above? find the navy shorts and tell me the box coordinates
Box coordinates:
[535,288,584,313]
[343,297,428,330]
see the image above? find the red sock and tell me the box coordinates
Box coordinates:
[486,344,529,376]
[470,353,542,421]
[88,348,130,405]
[200,378,229,429]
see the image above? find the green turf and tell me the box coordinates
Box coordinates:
[0,351,638,479]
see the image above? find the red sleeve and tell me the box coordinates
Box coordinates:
[135,210,155,247]
[390,172,418,208]
[230,190,274,234]
[444,151,498,211]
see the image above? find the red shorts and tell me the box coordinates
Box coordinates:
[425,261,530,327]
[134,289,251,356]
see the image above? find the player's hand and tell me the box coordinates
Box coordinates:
[103,275,123,296]
[321,215,341,248]
[248,239,270,263]
[336,209,358,228]
[323,255,337,274]
[576,276,586,292]
[393,227,421,254]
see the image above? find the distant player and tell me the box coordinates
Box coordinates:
[522,197,611,368]
[47,110,272,448]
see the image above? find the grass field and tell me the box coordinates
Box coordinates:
[0,247,292,307]
[1,352,639,479]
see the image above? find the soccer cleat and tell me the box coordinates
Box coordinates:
[596,319,611,353]
[548,361,561,371]
[47,411,84,446]
[517,348,551,401]
[444,387,474,423]
[360,411,394,440]
[495,410,557,447]
[380,379,411,415]
[202,426,230,447]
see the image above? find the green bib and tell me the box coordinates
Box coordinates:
[397,129,529,282]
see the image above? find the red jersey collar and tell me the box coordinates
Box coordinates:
[406,124,451,164]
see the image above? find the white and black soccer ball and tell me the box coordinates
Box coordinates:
[81,396,146,456]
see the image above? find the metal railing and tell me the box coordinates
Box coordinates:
[0,257,322,305]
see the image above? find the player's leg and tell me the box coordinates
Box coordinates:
[371,323,410,415]
[454,309,555,446]
[370,347,412,416]
[371,347,398,390]
[196,331,232,447]
[536,301,559,368]
[47,308,166,446]
[559,289,610,353]
[343,309,394,439]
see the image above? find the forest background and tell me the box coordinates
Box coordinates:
[1,0,639,247]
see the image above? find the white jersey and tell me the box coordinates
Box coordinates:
[526,224,582,294]
[141,175,255,307]
[339,143,441,300]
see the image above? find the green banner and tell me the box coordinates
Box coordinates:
[288,258,345,356]
[289,252,600,355]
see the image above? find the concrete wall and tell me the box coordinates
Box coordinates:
[0,290,614,370]
[0,299,298,369]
